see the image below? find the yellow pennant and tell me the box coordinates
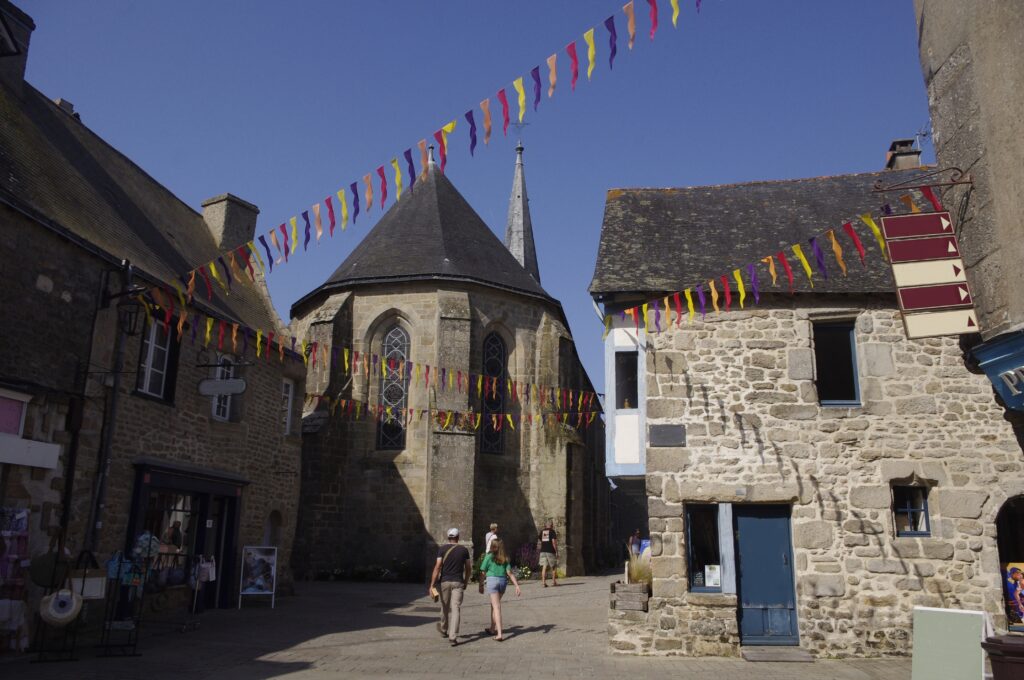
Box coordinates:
[474,414,482,430]
[506,414,515,431]
[301,340,308,366]
[337,190,349,230]
[289,216,299,254]
[827,230,848,276]
[791,244,814,287]
[859,213,887,261]
[602,314,612,340]
[684,288,695,321]
[761,255,777,285]
[208,260,228,294]
[448,369,454,390]
[546,54,557,96]
[670,0,680,27]
[477,374,483,398]
[443,411,453,430]
[440,119,457,153]
[343,348,350,372]
[584,29,596,80]
[391,158,403,201]
[205,316,214,347]
[708,280,720,313]
[733,269,746,308]
[256,329,263,356]
[312,202,323,242]
[641,303,650,332]
[248,241,266,273]
[513,77,527,123]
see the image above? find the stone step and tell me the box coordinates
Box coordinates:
[741,646,814,662]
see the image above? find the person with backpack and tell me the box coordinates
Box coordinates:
[428,527,472,646]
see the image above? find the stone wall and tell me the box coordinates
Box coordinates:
[608,296,1021,657]
[292,280,605,579]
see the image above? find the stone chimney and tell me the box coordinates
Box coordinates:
[0,1,35,94]
[885,138,922,170]
[201,193,259,250]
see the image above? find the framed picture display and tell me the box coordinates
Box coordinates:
[238,546,277,609]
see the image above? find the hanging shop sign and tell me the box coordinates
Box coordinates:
[197,378,247,397]
[880,211,980,339]
[971,330,1024,412]
[238,546,277,609]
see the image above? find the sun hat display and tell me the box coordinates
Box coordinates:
[39,589,82,627]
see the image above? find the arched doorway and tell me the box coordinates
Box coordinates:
[996,496,1024,631]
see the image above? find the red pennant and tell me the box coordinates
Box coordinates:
[673,292,683,326]
[496,88,510,137]
[279,224,289,260]
[377,166,387,208]
[920,186,943,212]
[198,266,214,300]
[721,275,732,311]
[777,251,795,293]
[842,222,867,266]
[325,196,336,237]
[566,42,579,91]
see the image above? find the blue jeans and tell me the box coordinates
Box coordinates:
[485,576,507,595]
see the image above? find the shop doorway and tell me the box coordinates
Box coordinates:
[734,504,798,645]
[996,496,1024,631]
[127,460,244,609]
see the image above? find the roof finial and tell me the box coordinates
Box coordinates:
[515,140,524,164]
[427,145,436,166]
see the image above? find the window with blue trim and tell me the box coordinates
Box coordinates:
[813,321,860,405]
[893,486,931,537]
[615,351,638,410]
[686,504,722,592]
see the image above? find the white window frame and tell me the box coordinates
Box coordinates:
[211,354,236,422]
[137,320,172,398]
[0,388,31,437]
[282,378,295,435]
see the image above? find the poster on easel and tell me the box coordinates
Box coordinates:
[1002,562,1024,631]
[238,546,277,609]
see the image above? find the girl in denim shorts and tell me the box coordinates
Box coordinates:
[477,538,521,641]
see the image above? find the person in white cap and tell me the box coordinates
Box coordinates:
[428,527,471,646]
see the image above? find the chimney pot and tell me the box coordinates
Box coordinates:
[201,193,260,250]
[54,97,74,115]
[885,138,922,170]
[0,1,35,94]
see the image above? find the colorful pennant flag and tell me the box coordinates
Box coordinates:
[761,255,777,285]
[721,275,731,311]
[404,149,416,191]
[480,99,492,145]
[363,174,373,213]
[809,236,828,280]
[791,244,814,287]
[583,29,596,80]
[605,16,618,69]
[337,188,349,230]
[325,196,336,237]
[733,268,746,308]
[684,287,695,321]
[671,0,680,27]
[624,1,636,49]
[858,213,887,260]
[842,221,867,266]
[497,88,511,136]
[546,54,557,96]
[647,0,658,40]
[350,182,360,223]
[695,284,706,319]
[418,139,428,177]
[258,235,273,273]
[290,216,299,254]
[747,263,759,304]
[567,41,580,91]
[777,251,795,293]
[827,230,847,276]
[708,278,719,313]
[392,158,403,200]
[513,77,527,123]
[312,203,323,243]
[920,185,943,212]
[377,166,387,209]
[899,194,921,213]
[530,66,541,111]
[302,211,312,251]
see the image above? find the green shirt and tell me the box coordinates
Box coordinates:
[480,554,511,578]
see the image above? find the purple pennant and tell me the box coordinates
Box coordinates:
[404,149,416,190]
[695,285,707,319]
[653,299,661,332]
[350,182,360,223]
[748,263,760,304]
[441,368,447,390]
[696,0,702,13]
[258,235,274,273]
[302,210,312,251]
[882,203,893,215]
[605,16,617,70]
[464,110,477,156]
[809,237,829,280]
[217,256,232,290]
[530,66,541,111]
[331,345,339,370]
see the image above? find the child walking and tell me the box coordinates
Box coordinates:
[478,538,521,641]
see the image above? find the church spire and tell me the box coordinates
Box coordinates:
[504,143,541,283]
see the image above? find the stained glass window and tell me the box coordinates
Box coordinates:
[377,325,410,450]
[480,332,506,455]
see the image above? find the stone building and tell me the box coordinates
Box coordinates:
[291,146,607,579]
[0,0,303,645]
[590,156,1022,657]
[913,1,1024,436]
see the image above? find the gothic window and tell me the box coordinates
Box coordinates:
[480,332,506,455]
[377,325,410,450]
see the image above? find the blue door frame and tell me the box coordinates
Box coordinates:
[734,504,799,645]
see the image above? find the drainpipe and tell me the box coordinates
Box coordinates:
[85,261,133,553]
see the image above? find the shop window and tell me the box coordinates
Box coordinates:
[282,379,295,435]
[136,318,179,401]
[615,351,638,410]
[893,486,931,537]
[686,504,722,592]
[480,332,507,455]
[377,325,409,450]
[142,489,197,568]
[211,355,236,422]
[812,322,860,405]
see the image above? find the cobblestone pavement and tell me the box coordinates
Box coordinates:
[10,575,911,679]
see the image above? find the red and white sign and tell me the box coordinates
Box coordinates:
[880,210,980,340]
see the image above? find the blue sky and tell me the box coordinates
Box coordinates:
[21,1,931,392]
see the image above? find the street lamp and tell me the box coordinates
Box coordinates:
[116,295,143,337]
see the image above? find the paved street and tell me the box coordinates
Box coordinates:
[10,574,911,679]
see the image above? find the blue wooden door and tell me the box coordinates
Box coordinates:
[734,505,798,645]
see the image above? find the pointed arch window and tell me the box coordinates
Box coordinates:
[377,325,410,450]
[480,332,507,455]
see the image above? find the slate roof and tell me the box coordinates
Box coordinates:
[0,80,280,331]
[294,162,552,312]
[589,167,930,297]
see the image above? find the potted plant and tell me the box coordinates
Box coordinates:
[610,546,652,611]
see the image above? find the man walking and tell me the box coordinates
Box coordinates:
[537,519,558,587]
[428,527,471,646]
